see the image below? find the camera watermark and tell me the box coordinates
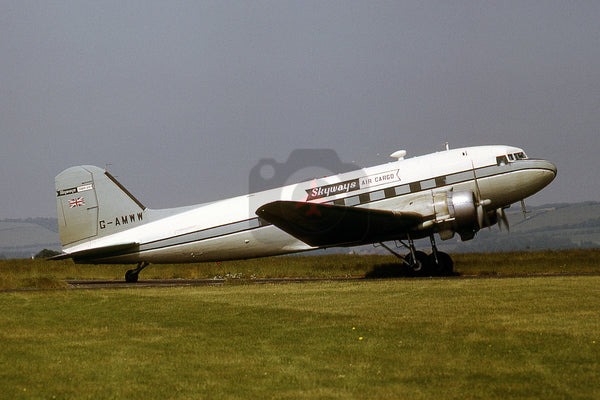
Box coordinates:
[247,149,365,246]
[249,149,358,194]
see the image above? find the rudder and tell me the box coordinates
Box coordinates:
[55,166,146,247]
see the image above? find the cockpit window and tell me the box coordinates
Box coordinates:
[496,155,508,166]
[514,152,527,160]
[507,154,514,161]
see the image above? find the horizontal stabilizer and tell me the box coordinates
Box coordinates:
[256,201,423,247]
[49,242,139,262]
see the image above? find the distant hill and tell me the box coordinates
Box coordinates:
[0,218,61,259]
[345,201,600,255]
[1,202,599,259]
[433,201,600,253]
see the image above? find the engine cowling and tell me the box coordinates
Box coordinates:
[432,190,481,241]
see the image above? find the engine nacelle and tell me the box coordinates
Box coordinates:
[432,190,480,241]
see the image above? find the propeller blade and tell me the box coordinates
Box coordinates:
[471,161,482,202]
[471,161,493,229]
[476,201,493,229]
[475,199,492,229]
[520,200,528,219]
[497,208,510,232]
[477,205,485,228]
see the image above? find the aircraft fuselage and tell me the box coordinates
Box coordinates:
[55,145,556,265]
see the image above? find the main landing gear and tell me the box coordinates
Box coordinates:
[125,261,149,283]
[379,234,454,277]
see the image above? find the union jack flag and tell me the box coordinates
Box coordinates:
[69,197,85,208]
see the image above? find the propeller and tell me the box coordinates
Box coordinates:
[520,200,529,220]
[471,161,492,229]
[497,207,510,232]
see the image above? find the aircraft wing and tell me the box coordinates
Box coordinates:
[256,201,423,247]
[49,242,139,263]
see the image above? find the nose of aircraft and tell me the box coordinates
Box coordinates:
[531,159,557,193]
[542,159,557,181]
[545,160,557,177]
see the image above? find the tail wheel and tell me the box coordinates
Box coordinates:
[125,261,149,283]
[125,270,139,283]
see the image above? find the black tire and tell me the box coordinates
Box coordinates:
[427,253,442,275]
[405,251,430,276]
[436,252,454,276]
[125,270,139,283]
[427,252,454,276]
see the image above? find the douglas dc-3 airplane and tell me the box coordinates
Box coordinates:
[53,145,556,282]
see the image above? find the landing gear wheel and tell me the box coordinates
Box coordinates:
[124,261,149,283]
[405,251,429,276]
[125,269,139,283]
[436,252,454,276]
[427,252,454,276]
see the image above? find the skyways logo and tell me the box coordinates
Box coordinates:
[305,170,400,200]
[305,178,360,200]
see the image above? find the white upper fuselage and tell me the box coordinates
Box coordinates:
[62,145,557,263]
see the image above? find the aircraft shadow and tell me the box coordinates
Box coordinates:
[365,263,460,279]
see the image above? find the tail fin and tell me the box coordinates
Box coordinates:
[55,166,146,247]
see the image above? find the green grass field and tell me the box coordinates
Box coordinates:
[1,249,599,290]
[1,277,599,399]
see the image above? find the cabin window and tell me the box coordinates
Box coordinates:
[435,176,447,187]
[421,179,436,190]
[395,185,410,195]
[496,155,508,166]
[345,196,360,206]
[370,190,386,201]
[384,187,396,198]
[333,199,345,206]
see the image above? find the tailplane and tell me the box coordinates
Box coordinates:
[55,166,146,247]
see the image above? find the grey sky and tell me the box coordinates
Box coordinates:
[1,1,599,218]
